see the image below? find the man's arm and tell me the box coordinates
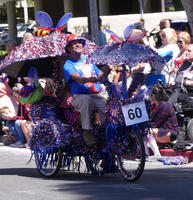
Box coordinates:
[70,64,113,83]
[70,72,98,84]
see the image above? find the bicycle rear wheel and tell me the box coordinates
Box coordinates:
[34,147,63,177]
[116,129,145,182]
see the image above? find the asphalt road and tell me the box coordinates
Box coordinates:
[1,144,193,200]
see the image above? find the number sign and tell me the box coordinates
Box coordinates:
[121,101,149,126]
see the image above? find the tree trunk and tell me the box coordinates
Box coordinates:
[181,0,193,37]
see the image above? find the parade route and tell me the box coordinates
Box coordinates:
[1,144,193,200]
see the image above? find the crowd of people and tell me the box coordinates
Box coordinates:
[0,16,193,160]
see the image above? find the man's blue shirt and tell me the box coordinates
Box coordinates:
[63,55,102,95]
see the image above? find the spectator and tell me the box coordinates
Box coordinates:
[160,19,171,30]
[98,17,107,47]
[167,44,193,105]
[12,86,31,144]
[113,65,132,89]
[0,105,26,148]
[23,32,33,43]
[174,44,193,87]
[2,40,18,88]
[5,39,17,55]
[81,17,107,47]
[149,27,180,84]
[169,31,192,83]
[174,31,191,69]
[1,125,16,145]
[0,82,18,115]
[150,84,179,144]
[155,19,171,48]
[0,82,28,147]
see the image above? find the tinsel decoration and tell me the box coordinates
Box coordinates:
[86,41,164,66]
[0,31,98,78]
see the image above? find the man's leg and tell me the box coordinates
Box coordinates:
[91,94,106,124]
[71,94,94,130]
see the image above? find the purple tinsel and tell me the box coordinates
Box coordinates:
[86,41,164,66]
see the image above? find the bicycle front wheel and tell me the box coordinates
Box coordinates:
[34,147,63,177]
[116,129,145,182]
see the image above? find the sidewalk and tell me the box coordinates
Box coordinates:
[160,149,193,163]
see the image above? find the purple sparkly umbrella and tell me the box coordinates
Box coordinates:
[86,41,163,65]
[86,25,163,65]
[0,31,98,78]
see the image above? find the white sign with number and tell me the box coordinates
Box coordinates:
[121,101,149,126]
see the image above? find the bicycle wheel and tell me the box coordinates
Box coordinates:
[34,147,63,177]
[116,129,145,182]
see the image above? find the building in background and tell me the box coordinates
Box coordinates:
[0,0,186,45]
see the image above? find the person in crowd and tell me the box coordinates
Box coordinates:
[150,84,179,143]
[0,82,18,112]
[149,27,180,84]
[113,65,131,88]
[5,39,17,55]
[160,19,171,30]
[0,105,26,148]
[167,44,193,105]
[161,31,191,86]
[11,86,31,144]
[98,17,107,47]
[38,78,57,97]
[174,44,193,87]
[0,82,28,147]
[1,125,16,145]
[81,17,107,47]
[144,84,179,157]
[23,32,33,43]
[63,33,112,146]
[1,40,18,88]
[154,18,171,48]
[170,31,191,78]
[0,82,18,145]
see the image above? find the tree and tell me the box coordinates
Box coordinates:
[181,0,193,36]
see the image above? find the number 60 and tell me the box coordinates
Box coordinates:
[128,107,142,120]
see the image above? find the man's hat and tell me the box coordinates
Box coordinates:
[65,34,86,53]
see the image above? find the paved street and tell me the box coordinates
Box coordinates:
[1,144,193,200]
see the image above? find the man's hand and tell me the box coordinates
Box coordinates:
[87,77,98,83]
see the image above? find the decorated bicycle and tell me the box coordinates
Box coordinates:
[0,12,163,181]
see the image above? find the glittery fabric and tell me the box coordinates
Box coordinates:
[86,41,164,65]
[29,95,72,150]
[0,31,98,78]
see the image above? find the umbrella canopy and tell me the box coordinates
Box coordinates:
[86,41,163,66]
[0,31,98,78]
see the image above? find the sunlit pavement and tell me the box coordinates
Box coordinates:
[1,143,193,200]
